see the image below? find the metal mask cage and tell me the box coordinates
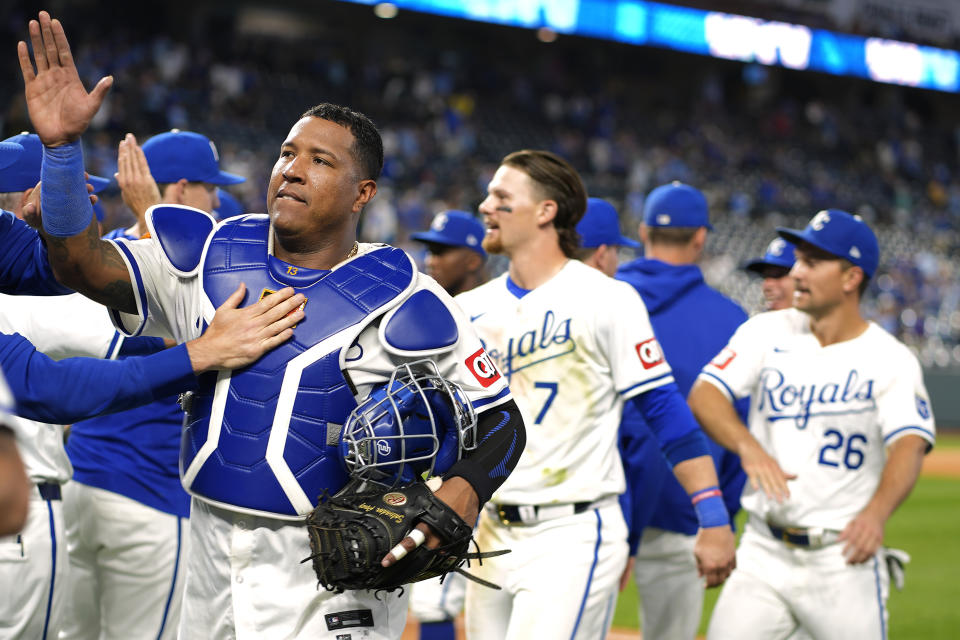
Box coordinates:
[340,359,478,487]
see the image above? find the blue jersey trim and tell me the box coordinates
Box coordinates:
[701,371,736,401]
[570,509,603,639]
[105,331,122,360]
[873,555,887,639]
[156,516,183,639]
[618,371,673,397]
[883,425,935,445]
[41,499,57,640]
[505,276,531,299]
[111,240,149,337]
[473,387,511,410]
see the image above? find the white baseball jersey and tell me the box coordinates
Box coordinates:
[700,308,936,530]
[0,293,118,483]
[456,260,674,505]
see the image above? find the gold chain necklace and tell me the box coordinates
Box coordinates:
[347,242,359,259]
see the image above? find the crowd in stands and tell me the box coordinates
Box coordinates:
[1,1,958,367]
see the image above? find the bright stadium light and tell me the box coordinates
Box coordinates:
[374,3,399,19]
[537,27,558,43]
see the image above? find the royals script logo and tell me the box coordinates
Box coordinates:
[485,310,575,379]
[758,367,876,429]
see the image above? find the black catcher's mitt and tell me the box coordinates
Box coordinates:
[303,478,505,593]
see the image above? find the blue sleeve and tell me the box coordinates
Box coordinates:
[0,210,72,296]
[618,403,666,556]
[116,336,168,358]
[1,332,197,423]
[631,382,710,466]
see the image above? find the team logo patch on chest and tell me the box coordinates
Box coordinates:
[259,287,307,325]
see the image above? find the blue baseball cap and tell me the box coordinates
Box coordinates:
[777,209,879,277]
[0,141,23,171]
[744,237,796,274]
[142,130,245,185]
[0,133,111,194]
[576,198,640,249]
[643,181,712,230]
[89,175,112,222]
[410,210,487,257]
[214,188,244,220]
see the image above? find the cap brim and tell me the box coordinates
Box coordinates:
[207,170,246,185]
[775,226,838,258]
[618,236,642,249]
[87,175,111,194]
[410,231,486,256]
[743,258,792,274]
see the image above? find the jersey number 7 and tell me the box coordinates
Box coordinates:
[533,381,558,425]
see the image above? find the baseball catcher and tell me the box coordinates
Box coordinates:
[304,361,507,593]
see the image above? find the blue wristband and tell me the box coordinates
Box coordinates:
[691,486,731,528]
[41,140,94,237]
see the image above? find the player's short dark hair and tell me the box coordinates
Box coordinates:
[301,103,384,181]
[501,150,586,258]
[646,226,699,246]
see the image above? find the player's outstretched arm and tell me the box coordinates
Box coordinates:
[837,434,928,564]
[17,11,132,311]
[2,284,304,423]
[688,379,796,502]
[671,454,737,587]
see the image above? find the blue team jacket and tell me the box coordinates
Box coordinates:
[0,209,71,296]
[615,258,748,550]
[66,228,190,518]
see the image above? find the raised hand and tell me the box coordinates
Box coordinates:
[116,133,161,221]
[17,11,113,147]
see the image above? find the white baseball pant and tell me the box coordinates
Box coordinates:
[0,483,67,640]
[465,500,627,640]
[60,482,187,640]
[707,521,889,640]
[179,497,410,639]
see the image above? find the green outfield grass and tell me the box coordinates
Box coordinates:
[935,430,960,450]
[612,475,960,638]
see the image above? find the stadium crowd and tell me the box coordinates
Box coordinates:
[1,1,958,367]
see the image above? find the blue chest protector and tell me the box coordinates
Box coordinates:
[169,213,418,518]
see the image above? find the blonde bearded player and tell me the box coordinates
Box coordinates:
[691,209,935,639]
[458,150,736,640]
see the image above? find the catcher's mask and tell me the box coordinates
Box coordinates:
[339,359,477,487]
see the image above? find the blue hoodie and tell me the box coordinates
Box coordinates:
[615,258,748,549]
